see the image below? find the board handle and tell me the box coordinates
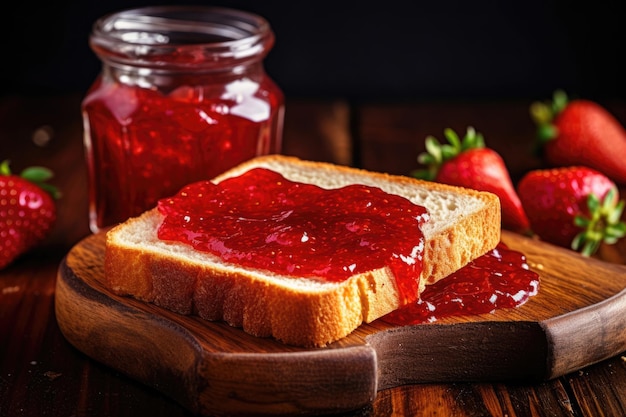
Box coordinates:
[367,321,549,388]
[542,287,626,379]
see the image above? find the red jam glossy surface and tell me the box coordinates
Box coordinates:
[83,76,283,231]
[157,168,430,304]
[383,242,540,325]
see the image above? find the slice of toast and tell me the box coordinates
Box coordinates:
[104,155,501,347]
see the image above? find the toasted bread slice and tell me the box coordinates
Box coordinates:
[105,155,500,346]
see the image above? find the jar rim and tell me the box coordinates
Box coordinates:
[90,6,274,69]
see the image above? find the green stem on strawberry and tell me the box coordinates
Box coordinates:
[571,187,626,256]
[412,127,485,180]
[0,160,60,199]
[529,90,569,150]
[0,160,10,176]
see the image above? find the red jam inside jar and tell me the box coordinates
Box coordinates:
[383,242,540,325]
[82,6,284,232]
[157,168,430,304]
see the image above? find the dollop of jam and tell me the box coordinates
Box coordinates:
[157,168,429,304]
[383,242,540,325]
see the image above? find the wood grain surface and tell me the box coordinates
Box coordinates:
[55,230,626,416]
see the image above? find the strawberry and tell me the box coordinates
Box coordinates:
[0,160,59,269]
[517,166,625,256]
[413,127,530,233]
[530,90,626,185]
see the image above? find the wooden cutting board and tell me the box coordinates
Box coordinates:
[55,231,626,417]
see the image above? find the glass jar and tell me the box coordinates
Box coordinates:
[82,6,284,233]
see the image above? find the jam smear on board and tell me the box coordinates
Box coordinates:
[157,168,430,304]
[383,242,539,325]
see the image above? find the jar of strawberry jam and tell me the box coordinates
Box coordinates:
[82,6,284,232]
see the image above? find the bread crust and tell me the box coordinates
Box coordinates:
[104,155,500,347]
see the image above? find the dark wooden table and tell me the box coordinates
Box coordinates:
[1,93,626,416]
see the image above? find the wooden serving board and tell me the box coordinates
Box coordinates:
[55,231,626,417]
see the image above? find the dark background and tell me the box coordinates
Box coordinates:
[2,0,624,101]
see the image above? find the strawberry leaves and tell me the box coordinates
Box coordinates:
[22,167,60,199]
[529,89,568,147]
[572,187,626,256]
[414,127,485,180]
[0,160,60,199]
